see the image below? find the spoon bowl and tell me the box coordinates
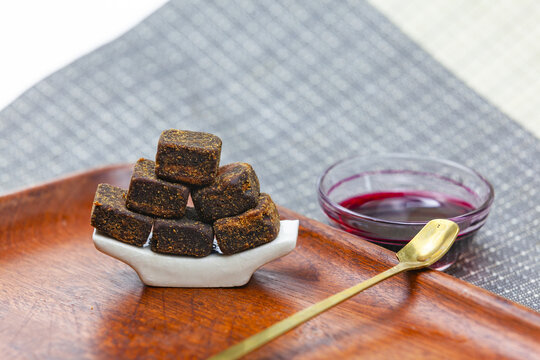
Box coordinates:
[397,219,460,268]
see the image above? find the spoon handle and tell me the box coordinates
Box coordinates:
[209,262,408,360]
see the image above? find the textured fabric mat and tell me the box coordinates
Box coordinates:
[370,0,540,137]
[0,0,538,310]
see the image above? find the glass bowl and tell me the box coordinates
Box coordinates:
[318,154,494,270]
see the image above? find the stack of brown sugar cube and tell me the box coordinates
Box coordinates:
[90,129,280,257]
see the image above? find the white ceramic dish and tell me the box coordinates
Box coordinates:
[93,220,299,287]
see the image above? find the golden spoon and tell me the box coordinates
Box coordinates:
[209,219,459,360]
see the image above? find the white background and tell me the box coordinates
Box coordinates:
[0,0,166,110]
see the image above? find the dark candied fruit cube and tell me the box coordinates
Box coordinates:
[192,162,260,223]
[126,158,190,218]
[90,183,153,246]
[155,129,222,185]
[151,207,214,257]
[214,193,280,255]
[183,206,199,220]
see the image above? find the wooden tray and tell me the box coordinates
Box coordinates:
[1,164,539,359]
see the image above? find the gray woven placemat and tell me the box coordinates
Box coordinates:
[0,0,538,310]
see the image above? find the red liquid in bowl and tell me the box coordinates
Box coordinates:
[330,191,476,270]
[339,191,474,222]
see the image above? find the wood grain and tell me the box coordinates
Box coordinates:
[0,164,538,359]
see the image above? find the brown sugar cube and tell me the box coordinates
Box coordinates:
[151,207,214,257]
[90,184,153,246]
[192,162,260,223]
[155,129,222,185]
[213,193,280,255]
[126,158,190,218]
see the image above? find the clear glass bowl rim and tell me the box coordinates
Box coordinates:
[317,153,495,226]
